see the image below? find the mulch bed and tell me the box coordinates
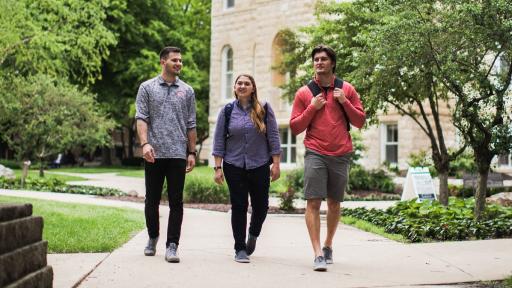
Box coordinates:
[101,195,309,214]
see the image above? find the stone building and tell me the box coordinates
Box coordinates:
[203,0,511,172]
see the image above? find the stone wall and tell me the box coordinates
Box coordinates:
[0,203,53,288]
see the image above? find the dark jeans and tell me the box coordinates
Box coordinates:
[144,158,186,247]
[223,162,270,252]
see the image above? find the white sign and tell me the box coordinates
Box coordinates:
[401,167,437,202]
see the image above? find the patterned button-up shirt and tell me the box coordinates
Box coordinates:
[135,75,196,159]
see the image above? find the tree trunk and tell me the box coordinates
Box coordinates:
[438,171,449,206]
[474,168,489,220]
[101,147,112,166]
[21,160,30,188]
[39,158,45,177]
[128,121,135,158]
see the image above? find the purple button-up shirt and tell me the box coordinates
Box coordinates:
[212,100,281,169]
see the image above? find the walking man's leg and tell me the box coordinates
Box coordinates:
[305,199,327,271]
[144,160,165,256]
[164,159,186,263]
[323,198,340,264]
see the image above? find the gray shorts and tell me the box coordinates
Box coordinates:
[304,149,351,202]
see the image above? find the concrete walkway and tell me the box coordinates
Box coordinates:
[1,189,511,287]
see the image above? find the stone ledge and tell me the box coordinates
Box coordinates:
[4,265,53,288]
[0,203,32,222]
[0,241,48,286]
[0,217,43,255]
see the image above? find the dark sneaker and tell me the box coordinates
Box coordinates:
[246,234,257,256]
[322,246,333,264]
[144,237,158,256]
[165,243,180,263]
[313,256,327,271]
[234,250,250,263]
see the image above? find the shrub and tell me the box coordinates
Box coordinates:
[349,165,396,194]
[448,184,511,198]
[343,198,512,242]
[0,159,21,169]
[184,176,229,204]
[0,176,125,196]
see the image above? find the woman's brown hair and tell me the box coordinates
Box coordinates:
[234,74,266,134]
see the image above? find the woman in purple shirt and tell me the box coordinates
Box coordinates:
[212,74,281,263]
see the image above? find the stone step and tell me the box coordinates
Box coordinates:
[4,265,53,288]
[0,241,48,286]
[0,216,43,255]
[0,203,32,222]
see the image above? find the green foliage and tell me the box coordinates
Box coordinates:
[95,0,212,148]
[0,195,144,253]
[0,0,116,84]
[279,169,304,211]
[408,150,477,178]
[0,74,115,163]
[343,198,512,242]
[183,176,229,204]
[349,165,396,194]
[0,177,125,196]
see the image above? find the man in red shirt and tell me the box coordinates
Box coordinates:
[290,45,365,271]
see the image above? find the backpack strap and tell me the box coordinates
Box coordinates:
[224,101,235,138]
[306,77,351,131]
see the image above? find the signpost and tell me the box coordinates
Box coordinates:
[401,167,437,202]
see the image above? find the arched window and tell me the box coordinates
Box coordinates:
[224,0,235,9]
[221,46,233,100]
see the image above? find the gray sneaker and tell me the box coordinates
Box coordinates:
[234,250,250,263]
[313,256,327,271]
[144,237,158,256]
[322,246,333,264]
[165,243,180,263]
[246,234,257,256]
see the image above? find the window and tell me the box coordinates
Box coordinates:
[224,0,234,9]
[381,124,398,165]
[498,153,511,167]
[221,46,233,100]
[280,128,296,164]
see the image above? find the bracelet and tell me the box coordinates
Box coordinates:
[141,142,150,148]
[188,151,197,156]
[213,166,222,171]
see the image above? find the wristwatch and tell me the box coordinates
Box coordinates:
[213,166,222,171]
[188,151,197,156]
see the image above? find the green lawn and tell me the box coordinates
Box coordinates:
[342,216,408,243]
[13,170,86,182]
[0,195,145,253]
[52,166,141,174]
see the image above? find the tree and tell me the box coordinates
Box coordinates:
[277,0,512,213]
[0,0,116,85]
[1,0,118,171]
[94,0,211,162]
[0,75,115,176]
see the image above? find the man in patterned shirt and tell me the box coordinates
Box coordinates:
[135,46,197,263]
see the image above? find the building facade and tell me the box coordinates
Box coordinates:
[204,0,511,172]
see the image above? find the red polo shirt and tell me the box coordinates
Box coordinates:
[290,77,366,156]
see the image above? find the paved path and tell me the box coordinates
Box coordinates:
[1,189,511,288]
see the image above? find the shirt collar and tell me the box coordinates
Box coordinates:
[157,75,180,87]
[313,74,336,88]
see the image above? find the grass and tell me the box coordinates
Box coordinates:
[13,170,86,182]
[342,215,408,243]
[52,166,141,174]
[0,195,145,253]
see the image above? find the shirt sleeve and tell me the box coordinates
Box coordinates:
[265,103,281,156]
[341,85,366,129]
[212,107,226,157]
[135,85,150,122]
[186,87,197,129]
[289,88,318,135]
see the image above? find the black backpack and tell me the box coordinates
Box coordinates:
[307,77,351,131]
